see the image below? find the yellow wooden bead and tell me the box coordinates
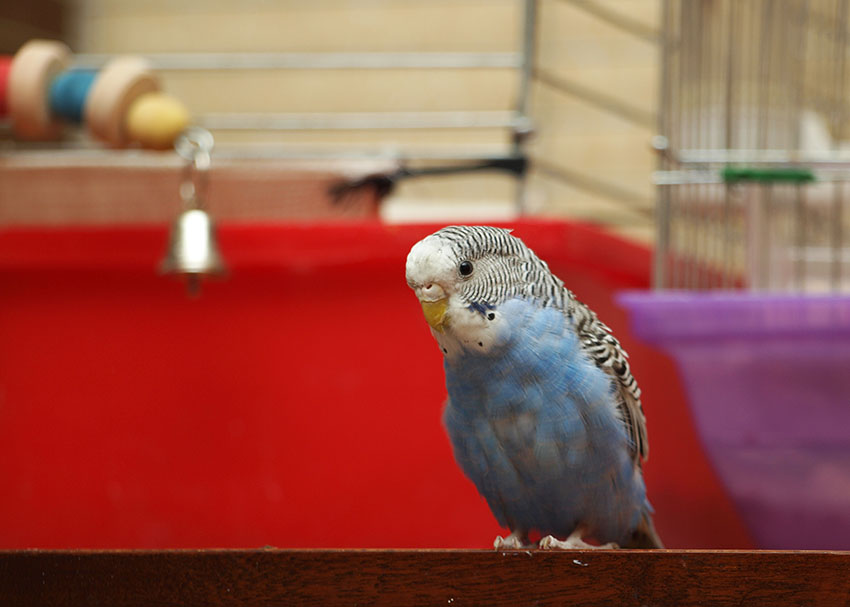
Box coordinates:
[125,92,191,150]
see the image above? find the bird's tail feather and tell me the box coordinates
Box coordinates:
[624,512,664,549]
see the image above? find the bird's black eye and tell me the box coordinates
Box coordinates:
[459,260,474,276]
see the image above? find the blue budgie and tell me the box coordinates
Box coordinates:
[405,226,662,549]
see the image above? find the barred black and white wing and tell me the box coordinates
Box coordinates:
[569,296,649,463]
[418,225,649,463]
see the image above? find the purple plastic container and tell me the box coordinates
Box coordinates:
[618,292,850,549]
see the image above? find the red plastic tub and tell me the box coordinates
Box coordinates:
[0,220,749,548]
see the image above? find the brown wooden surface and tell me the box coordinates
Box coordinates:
[0,158,386,226]
[2,549,850,606]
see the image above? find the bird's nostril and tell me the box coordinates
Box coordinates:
[419,283,446,301]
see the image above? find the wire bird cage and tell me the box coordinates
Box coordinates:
[655,0,850,291]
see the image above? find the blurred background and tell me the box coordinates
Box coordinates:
[1,0,656,235]
[1,0,849,551]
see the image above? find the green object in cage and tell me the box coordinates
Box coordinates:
[722,167,816,184]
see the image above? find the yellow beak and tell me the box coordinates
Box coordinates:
[420,298,449,332]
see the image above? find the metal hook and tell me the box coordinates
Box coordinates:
[175,127,214,209]
[175,127,214,167]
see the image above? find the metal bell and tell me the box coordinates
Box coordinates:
[160,207,226,295]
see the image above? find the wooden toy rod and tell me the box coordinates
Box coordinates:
[73,52,523,71]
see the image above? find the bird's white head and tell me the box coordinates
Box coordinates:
[405,232,462,331]
[405,225,564,357]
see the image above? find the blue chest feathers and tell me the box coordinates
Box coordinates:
[441,298,646,543]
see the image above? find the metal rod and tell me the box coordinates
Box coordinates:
[655,168,850,184]
[653,170,723,185]
[831,0,849,290]
[197,111,522,131]
[786,245,850,262]
[792,0,811,291]
[795,185,807,289]
[757,0,773,152]
[685,0,701,290]
[691,2,712,290]
[0,146,520,163]
[749,0,773,289]
[670,1,690,289]
[653,0,673,290]
[832,180,845,289]
[517,0,538,121]
[706,0,720,288]
[755,185,773,289]
[676,149,850,165]
[73,52,522,71]
[722,0,737,289]
[514,0,538,215]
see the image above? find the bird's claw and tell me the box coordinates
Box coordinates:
[493,532,530,550]
[538,534,618,550]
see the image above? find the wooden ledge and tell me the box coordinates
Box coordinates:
[2,549,849,606]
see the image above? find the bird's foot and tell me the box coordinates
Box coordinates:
[493,530,531,550]
[539,532,618,550]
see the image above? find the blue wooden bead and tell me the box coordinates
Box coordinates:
[48,69,97,124]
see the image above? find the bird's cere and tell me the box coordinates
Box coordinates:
[416,283,447,302]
